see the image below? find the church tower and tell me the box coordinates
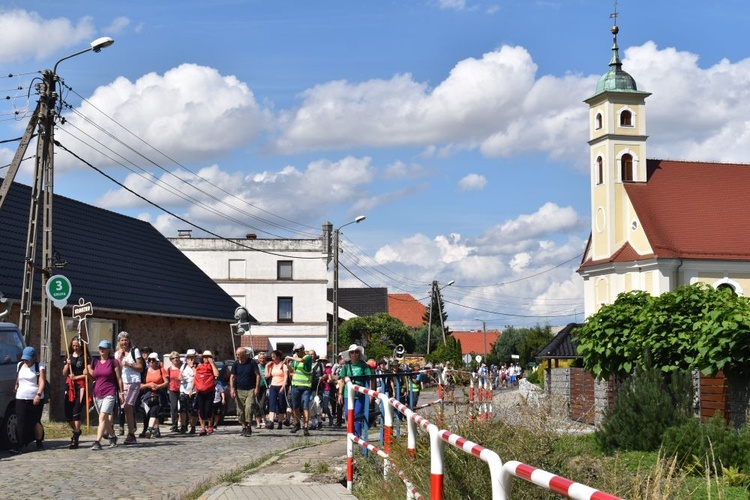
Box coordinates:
[584,16,650,264]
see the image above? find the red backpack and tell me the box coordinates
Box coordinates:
[194,362,216,394]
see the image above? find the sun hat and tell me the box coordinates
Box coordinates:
[98,340,112,349]
[21,346,36,361]
[147,352,159,360]
[202,350,213,358]
[186,349,197,357]
[340,344,365,362]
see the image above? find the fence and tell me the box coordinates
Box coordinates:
[343,374,621,500]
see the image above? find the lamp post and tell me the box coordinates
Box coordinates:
[8,37,114,419]
[332,215,366,357]
[426,279,454,354]
[474,318,487,361]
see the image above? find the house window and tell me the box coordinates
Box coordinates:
[621,154,633,182]
[278,297,293,322]
[596,157,603,185]
[620,110,633,127]
[595,112,602,130]
[228,259,246,279]
[277,260,293,280]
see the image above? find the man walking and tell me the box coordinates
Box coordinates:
[286,343,312,436]
[230,347,258,436]
[114,331,142,444]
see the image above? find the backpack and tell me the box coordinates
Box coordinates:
[17,361,47,403]
[194,362,216,393]
[311,361,325,393]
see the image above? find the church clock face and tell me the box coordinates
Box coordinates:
[595,207,606,233]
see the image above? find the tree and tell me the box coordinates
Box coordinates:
[575,283,750,379]
[427,335,463,367]
[413,325,441,355]
[493,326,522,365]
[339,313,415,361]
[492,325,553,368]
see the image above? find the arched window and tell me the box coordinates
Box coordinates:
[717,283,737,295]
[621,154,633,182]
[596,157,603,184]
[595,113,603,130]
[714,277,743,296]
[620,110,633,127]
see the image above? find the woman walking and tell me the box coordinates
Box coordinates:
[63,337,86,449]
[87,340,123,450]
[11,346,46,454]
[141,352,169,438]
[166,351,182,432]
[265,350,288,429]
[194,350,219,435]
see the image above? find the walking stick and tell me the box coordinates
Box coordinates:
[79,319,91,432]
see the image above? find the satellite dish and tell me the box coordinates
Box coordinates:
[475,355,482,363]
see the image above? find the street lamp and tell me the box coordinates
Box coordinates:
[0,37,115,418]
[426,279,454,354]
[332,215,366,357]
[474,318,487,361]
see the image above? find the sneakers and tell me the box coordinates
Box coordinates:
[90,441,102,451]
[178,426,186,434]
[277,421,283,430]
[283,420,291,427]
[199,429,208,436]
[316,422,323,430]
[154,428,161,438]
[258,421,265,429]
[189,426,196,435]
[109,436,118,448]
[69,431,81,449]
[290,423,301,433]
[208,427,214,435]
[170,425,178,433]
[303,427,310,437]
[124,434,137,445]
[144,427,153,439]
[35,440,44,450]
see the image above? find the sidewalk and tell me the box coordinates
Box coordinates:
[200,438,356,500]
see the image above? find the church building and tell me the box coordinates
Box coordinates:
[577,22,750,316]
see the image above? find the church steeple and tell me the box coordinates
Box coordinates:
[595,20,639,95]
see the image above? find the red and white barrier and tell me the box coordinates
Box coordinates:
[500,461,621,500]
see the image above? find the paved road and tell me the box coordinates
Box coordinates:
[0,422,348,500]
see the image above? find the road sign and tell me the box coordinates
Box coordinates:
[45,275,72,308]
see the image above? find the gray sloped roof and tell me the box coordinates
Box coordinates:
[0,179,249,322]
[327,287,389,317]
[535,322,583,360]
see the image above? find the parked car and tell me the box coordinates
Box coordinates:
[0,322,25,449]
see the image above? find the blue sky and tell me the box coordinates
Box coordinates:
[2,1,750,332]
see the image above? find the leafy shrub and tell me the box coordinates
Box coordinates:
[595,365,693,453]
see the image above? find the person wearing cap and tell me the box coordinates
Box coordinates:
[285,343,313,436]
[11,346,46,454]
[114,331,142,444]
[87,340,123,450]
[230,347,259,437]
[337,344,372,438]
[178,349,199,434]
[195,350,220,435]
[141,352,169,438]
[166,351,182,432]
[137,346,154,438]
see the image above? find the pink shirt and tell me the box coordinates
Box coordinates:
[266,361,287,387]
[91,357,120,398]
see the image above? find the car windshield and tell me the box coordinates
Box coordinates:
[0,327,24,365]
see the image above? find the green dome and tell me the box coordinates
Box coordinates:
[594,26,638,94]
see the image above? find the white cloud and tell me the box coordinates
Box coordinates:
[104,16,130,34]
[458,173,487,191]
[0,9,95,63]
[437,0,468,10]
[58,64,271,171]
[383,160,431,180]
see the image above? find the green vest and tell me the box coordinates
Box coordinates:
[291,356,312,387]
[410,374,421,393]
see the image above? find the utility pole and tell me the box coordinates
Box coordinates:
[426,279,454,354]
[331,216,365,358]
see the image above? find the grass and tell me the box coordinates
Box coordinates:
[303,460,331,474]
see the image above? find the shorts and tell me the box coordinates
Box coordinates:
[122,383,140,406]
[179,393,196,414]
[291,385,311,411]
[94,395,116,415]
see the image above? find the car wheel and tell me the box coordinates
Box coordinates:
[1,404,18,449]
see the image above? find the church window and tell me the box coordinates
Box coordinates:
[596,157,603,184]
[595,113,602,130]
[621,154,633,182]
[620,110,633,127]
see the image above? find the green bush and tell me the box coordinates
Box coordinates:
[662,415,750,477]
[595,366,693,453]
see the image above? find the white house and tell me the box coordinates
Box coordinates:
[169,227,331,355]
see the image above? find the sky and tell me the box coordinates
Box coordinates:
[2,0,750,333]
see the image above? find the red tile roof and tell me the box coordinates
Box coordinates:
[388,293,427,328]
[450,330,501,356]
[581,159,750,268]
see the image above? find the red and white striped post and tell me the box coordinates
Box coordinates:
[346,380,356,491]
[500,461,622,500]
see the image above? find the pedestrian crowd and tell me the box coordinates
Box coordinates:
[11,334,435,453]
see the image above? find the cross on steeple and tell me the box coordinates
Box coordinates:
[610,0,619,26]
